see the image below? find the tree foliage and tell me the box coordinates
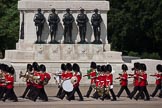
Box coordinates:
[0,0,19,58]
[108,0,162,59]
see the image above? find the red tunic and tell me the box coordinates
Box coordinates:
[61,72,66,80]
[133,73,139,86]
[44,72,51,80]
[139,73,147,87]
[96,75,101,87]
[35,72,45,88]
[105,74,113,87]
[89,71,97,84]
[73,72,81,87]
[120,73,128,86]
[62,71,73,80]
[155,74,161,85]
[99,74,106,88]
[6,74,14,89]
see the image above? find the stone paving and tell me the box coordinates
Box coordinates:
[0,85,162,108]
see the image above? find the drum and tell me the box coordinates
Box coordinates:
[62,79,73,92]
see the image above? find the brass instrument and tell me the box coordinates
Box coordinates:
[71,76,78,85]
[33,76,41,84]
[96,87,104,96]
[19,71,32,82]
[95,86,110,96]
[0,72,5,83]
[19,71,41,84]
[105,86,110,95]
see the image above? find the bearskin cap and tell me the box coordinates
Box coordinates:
[90,62,97,69]
[106,64,112,73]
[122,64,128,71]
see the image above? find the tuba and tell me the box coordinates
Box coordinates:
[96,87,104,96]
[95,86,110,96]
[105,86,110,95]
[32,75,41,84]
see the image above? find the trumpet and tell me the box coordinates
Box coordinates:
[0,72,5,83]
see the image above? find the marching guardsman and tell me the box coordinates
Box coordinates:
[92,65,101,99]
[20,64,33,98]
[105,64,117,101]
[99,65,108,101]
[29,64,41,101]
[159,70,162,98]
[2,66,18,102]
[38,64,50,101]
[59,63,73,100]
[134,63,150,101]
[150,64,162,97]
[67,63,84,101]
[83,62,97,98]
[129,62,144,99]
[55,63,66,98]
[32,64,48,102]
[116,64,130,98]
[0,64,6,100]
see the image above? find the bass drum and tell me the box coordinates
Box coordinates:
[62,79,73,92]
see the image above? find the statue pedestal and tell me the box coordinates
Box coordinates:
[4,41,123,83]
[5,41,123,63]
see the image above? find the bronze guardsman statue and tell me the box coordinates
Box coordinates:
[76,8,89,44]
[91,8,102,44]
[33,8,45,44]
[62,8,74,44]
[48,8,60,44]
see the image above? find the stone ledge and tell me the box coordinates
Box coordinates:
[18,1,109,11]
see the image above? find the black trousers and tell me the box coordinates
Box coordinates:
[22,85,31,98]
[135,86,150,100]
[39,88,48,101]
[28,85,36,100]
[0,86,6,99]
[130,86,144,99]
[158,84,162,98]
[59,90,71,100]
[3,88,17,101]
[117,86,130,98]
[68,86,83,101]
[92,91,100,99]
[109,88,117,100]
[85,85,93,97]
[32,87,48,102]
[56,87,63,97]
[151,84,161,97]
